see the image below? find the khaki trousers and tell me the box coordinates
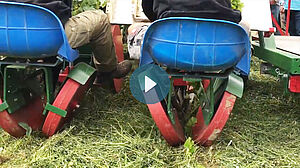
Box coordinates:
[64,10,117,72]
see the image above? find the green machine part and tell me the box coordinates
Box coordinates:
[198,73,243,125]
[168,72,243,126]
[68,62,96,85]
[0,65,54,114]
[253,32,300,94]
[254,33,300,75]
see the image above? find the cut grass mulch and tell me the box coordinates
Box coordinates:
[0,58,300,167]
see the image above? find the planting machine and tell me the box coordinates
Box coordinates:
[139,0,300,146]
[0,1,125,137]
[1,0,299,148]
[139,17,250,146]
[108,0,252,146]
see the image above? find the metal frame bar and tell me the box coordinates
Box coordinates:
[0,65,54,114]
[253,34,300,75]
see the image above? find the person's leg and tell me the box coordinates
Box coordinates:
[272,5,281,34]
[64,10,131,79]
[294,10,300,36]
[65,10,117,72]
[280,11,286,31]
[271,4,280,27]
[287,10,296,35]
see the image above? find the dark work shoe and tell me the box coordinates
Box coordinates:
[111,60,132,79]
[94,60,132,85]
[94,71,113,86]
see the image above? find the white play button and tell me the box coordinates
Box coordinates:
[130,64,170,104]
[145,76,157,93]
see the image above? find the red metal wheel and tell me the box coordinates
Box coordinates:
[0,97,46,137]
[42,76,93,137]
[192,91,236,146]
[147,102,185,146]
[111,25,124,93]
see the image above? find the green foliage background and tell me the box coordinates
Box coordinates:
[72,0,243,15]
[72,0,107,15]
[231,0,243,11]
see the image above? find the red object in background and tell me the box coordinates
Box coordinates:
[111,25,125,93]
[270,0,291,36]
[173,78,188,86]
[289,75,300,93]
[286,0,292,35]
[270,13,285,36]
[202,79,210,91]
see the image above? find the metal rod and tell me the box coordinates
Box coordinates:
[258,31,265,48]
[209,78,215,117]
[167,78,175,124]
[285,0,291,35]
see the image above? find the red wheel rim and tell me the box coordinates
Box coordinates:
[147,102,185,146]
[192,91,236,146]
[111,25,124,93]
[0,97,46,137]
[42,77,93,137]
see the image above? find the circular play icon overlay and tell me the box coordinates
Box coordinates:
[130,64,170,104]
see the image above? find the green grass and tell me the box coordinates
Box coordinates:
[0,58,300,167]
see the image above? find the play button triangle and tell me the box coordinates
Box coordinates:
[145,76,157,93]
